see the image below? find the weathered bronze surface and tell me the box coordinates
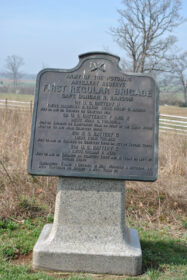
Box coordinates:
[28,52,159,181]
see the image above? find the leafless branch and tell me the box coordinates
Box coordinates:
[110,0,185,73]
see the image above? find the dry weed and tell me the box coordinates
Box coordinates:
[0,108,186,234]
[126,131,187,235]
[0,109,56,218]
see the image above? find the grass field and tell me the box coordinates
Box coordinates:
[0,93,186,114]
[160,105,187,117]
[0,93,34,102]
[0,78,35,87]
[0,97,186,279]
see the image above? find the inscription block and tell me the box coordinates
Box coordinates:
[28,52,159,181]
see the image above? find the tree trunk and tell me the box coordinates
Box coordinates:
[184,87,187,107]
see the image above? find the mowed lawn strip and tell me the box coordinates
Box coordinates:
[0,218,186,280]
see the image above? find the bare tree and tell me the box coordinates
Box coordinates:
[111,0,184,73]
[170,52,187,106]
[5,55,24,90]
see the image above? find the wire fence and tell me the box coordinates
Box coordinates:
[0,99,186,136]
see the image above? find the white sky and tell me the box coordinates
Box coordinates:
[1,0,187,74]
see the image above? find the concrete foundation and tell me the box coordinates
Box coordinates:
[33,178,142,275]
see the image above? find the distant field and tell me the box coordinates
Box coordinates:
[0,78,35,87]
[0,93,34,102]
[160,105,187,116]
[0,93,186,116]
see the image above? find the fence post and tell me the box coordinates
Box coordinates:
[30,101,32,112]
[5,98,8,109]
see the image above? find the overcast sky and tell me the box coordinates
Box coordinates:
[1,0,187,74]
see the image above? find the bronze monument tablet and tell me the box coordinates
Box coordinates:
[28,52,159,181]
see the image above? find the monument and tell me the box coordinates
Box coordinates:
[28,52,159,275]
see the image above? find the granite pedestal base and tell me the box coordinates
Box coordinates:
[33,178,142,275]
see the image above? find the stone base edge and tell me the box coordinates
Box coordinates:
[33,225,142,276]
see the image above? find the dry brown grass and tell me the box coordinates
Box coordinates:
[160,105,187,116]
[126,130,186,229]
[0,107,186,236]
[0,109,57,218]
[126,128,187,238]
